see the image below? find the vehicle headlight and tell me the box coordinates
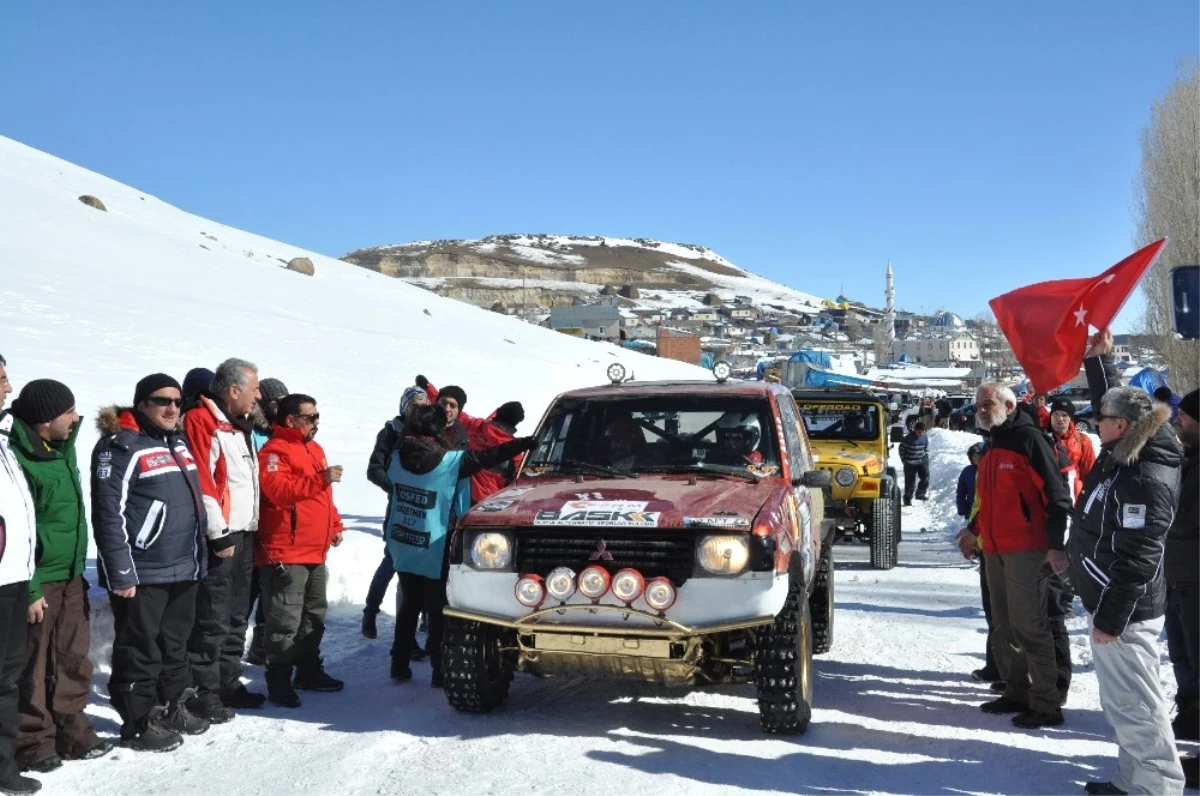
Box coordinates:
[469,532,513,570]
[697,535,750,575]
[644,577,677,611]
[545,567,577,601]
[835,467,857,488]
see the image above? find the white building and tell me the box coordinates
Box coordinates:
[887,330,980,364]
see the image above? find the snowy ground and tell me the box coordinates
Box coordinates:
[1,137,1192,795]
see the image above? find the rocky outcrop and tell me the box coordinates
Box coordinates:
[286,257,315,276]
[78,195,106,211]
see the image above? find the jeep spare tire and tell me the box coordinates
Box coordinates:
[869,497,898,570]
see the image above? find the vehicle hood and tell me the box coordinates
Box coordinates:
[810,443,885,474]
[461,475,780,530]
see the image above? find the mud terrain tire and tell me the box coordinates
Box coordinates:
[443,615,516,714]
[810,543,835,655]
[755,574,814,734]
[869,496,898,570]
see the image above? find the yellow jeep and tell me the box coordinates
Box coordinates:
[792,389,901,570]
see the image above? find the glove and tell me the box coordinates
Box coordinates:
[518,436,538,452]
[416,375,429,389]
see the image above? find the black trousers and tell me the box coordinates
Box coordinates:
[903,463,929,502]
[188,532,255,696]
[1167,582,1200,703]
[394,574,446,668]
[109,581,198,728]
[0,581,28,783]
[1046,569,1074,700]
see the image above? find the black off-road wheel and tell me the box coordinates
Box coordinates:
[755,574,814,735]
[810,543,835,655]
[442,615,516,714]
[869,496,898,570]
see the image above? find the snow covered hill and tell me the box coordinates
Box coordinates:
[343,233,830,316]
[0,137,1186,796]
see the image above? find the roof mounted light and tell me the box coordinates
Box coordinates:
[607,363,627,385]
[713,361,732,384]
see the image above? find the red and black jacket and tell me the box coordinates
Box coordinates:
[973,403,1073,554]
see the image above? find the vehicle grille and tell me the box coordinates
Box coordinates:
[515,531,694,585]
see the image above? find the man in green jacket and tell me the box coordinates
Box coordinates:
[8,380,109,772]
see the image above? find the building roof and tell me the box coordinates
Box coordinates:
[549,304,622,328]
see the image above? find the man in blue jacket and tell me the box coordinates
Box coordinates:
[92,374,211,753]
[899,423,929,506]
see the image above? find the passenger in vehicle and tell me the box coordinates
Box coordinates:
[595,415,645,470]
[706,412,764,466]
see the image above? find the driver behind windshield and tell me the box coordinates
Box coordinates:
[595,415,645,470]
[706,412,764,466]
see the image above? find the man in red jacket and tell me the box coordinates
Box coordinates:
[1048,398,1097,499]
[957,382,1073,730]
[467,401,526,504]
[256,394,345,709]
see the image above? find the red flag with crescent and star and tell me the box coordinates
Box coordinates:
[988,238,1168,394]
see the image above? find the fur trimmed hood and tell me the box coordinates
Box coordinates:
[96,405,183,437]
[1107,402,1182,469]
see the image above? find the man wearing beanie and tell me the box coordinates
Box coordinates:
[419,377,469,451]
[1167,388,1199,787]
[7,379,109,772]
[182,358,263,722]
[91,374,210,752]
[0,356,44,795]
[180,368,214,414]
[466,400,526,504]
[250,378,288,454]
[1048,397,1097,499]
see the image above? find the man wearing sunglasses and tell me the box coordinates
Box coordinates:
[256,394,345,708]
[1069,329,1186,796]
[91,374,209,752]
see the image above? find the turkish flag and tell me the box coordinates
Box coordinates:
[988,238,1168,394]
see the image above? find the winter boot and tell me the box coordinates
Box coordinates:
[989,680,1007,693]
[19,756,61,774]
[221,683,266,710]
[1011,708,1064,729]
[68,739,114,761]
[0,772,41,794]
[266,666,301,708]
[294,661,344,693]
[979,696,1024,714]
[970,666,1002,683]
[245,625,266,666]
[361,609,378,640]
[185,690,234,724]
[120,706,184,753]
[391,655,413,682]
[410,638,427,662]
[1181,754,1198,790]
[165,689,211,736]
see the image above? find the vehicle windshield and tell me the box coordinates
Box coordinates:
[796,402,881,442]
[527,394,781,476]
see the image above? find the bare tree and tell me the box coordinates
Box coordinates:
[1135,60,1200,391]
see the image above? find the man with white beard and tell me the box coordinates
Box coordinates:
[957,381,1073,729]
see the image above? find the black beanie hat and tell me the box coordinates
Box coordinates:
[11,379,75,425]
[494,401,525,428]
[135,373,182,405]
[1049,398,1074,417]
[181,367,214,399]
[258,378,289,403]
[1181,389,1199,422]
[439,385,467,410]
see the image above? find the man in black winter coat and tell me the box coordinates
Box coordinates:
[899,423,929,506]
[1068,330,1186,796]
[1166,389,1199,787]
[91,375,211,753]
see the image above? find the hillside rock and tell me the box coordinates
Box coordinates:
[78,195,106,211]
[286,257,315,276]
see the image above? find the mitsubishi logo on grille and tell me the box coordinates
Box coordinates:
[589,539,613,561]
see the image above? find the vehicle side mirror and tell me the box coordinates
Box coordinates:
[1172,266,1198,340]
[890,426,905,444]
[797,469,831,489]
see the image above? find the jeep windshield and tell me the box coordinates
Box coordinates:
[526,394,781,478]
[796,402,881,442]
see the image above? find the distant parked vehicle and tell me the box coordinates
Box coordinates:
[949,403,978,433]
[1073,404,1095,433]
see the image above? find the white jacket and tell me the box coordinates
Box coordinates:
[0,412,36,587]
[183,396,260,539]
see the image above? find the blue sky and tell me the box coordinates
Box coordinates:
[1,2,1195,329]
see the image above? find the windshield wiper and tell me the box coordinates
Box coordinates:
[640,464,761,484]
[527,459,640,479]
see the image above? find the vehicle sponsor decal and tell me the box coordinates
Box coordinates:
[476,499,513,513]
[491,487,533,500]
[799,403,873,411]
[561,500,647,512]
[534,507,660,527]
[683,516,751,529]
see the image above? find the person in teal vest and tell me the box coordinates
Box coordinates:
[385,404,533,685]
